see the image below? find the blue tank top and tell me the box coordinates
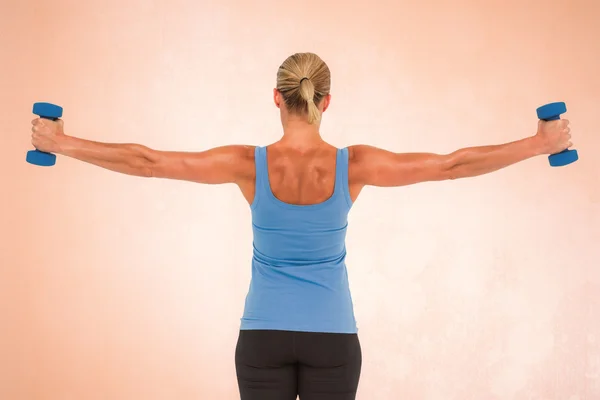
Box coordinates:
[240,146,358,334]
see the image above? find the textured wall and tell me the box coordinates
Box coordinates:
[2,0,599,399]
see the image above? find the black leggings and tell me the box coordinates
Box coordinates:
[235,330,362,400]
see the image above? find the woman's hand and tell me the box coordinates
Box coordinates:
[31,118,66,153]
[535,119,572,155]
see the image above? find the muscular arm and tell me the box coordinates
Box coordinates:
[349,137,543,187]
[56,135,255,184]
[348,125,570,189]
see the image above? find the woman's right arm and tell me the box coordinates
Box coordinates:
[348,119,572,196]
[30,118,255,185]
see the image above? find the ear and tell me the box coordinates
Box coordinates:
[321,94,332,113]
[273,88,281,109]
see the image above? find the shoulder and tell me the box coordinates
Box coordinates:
[226,145,257,177]
[213,144,256,164]
[345,145,392,185]
[224,144,257,157]
[346,144,381,165]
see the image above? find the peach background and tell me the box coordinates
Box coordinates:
[2,0,599,399]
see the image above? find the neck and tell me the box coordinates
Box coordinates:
[279,118,323,149]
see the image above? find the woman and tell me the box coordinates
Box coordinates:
[30,52,572,400]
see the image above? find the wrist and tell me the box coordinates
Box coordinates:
[56,134,76,156]
[527,134,547,157]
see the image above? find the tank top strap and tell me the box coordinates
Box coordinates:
[335,147,353,208]
[251,146,269,209]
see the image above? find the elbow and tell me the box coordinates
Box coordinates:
[129,158,154,177]
[439,154,461,181]
[141,164,154,178]
[129,144,157,178]
[441,151,473,180]
[447,165,462,180]
[141,155,158,178]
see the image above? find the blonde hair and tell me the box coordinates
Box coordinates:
[276,52,331,124]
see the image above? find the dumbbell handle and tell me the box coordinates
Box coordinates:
[540,115,560,121]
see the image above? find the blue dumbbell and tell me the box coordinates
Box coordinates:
[536,102,578,167]
[26,102,63,167]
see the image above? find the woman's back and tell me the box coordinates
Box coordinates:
[243,142,357,333]
[264,143,339,206]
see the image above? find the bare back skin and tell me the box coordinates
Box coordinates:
[257,142,339,206]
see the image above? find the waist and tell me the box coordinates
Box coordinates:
[241,289,357,333]
[240,258,357,333]
[251,222,348,264]
[252,245,347,268]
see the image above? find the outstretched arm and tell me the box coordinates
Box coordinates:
[349,119,572,188]
[30,118,255,184]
